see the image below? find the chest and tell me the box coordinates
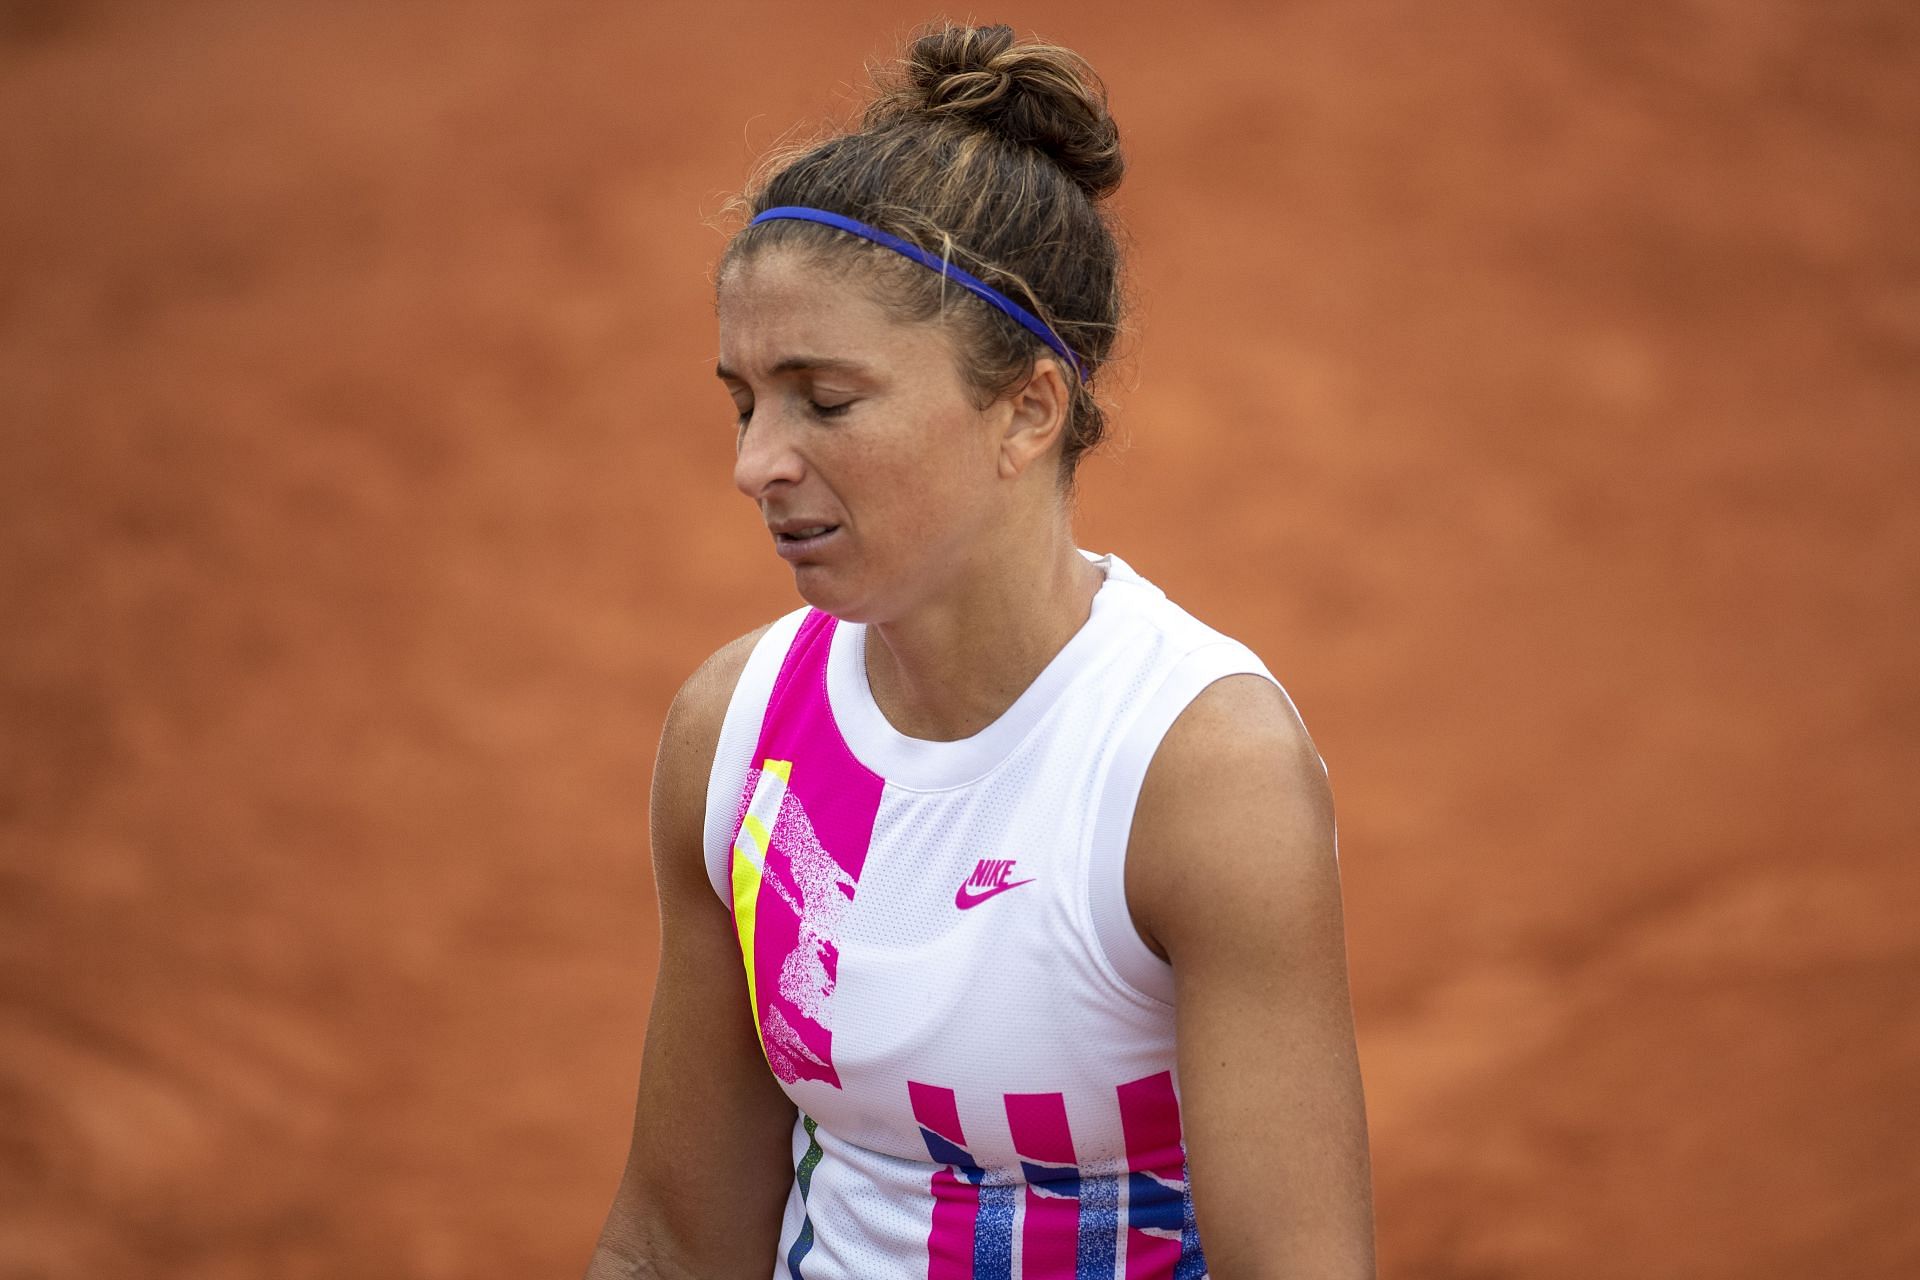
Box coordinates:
[730,757,1180,1175]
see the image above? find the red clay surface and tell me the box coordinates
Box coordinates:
[3,2,1917,1276]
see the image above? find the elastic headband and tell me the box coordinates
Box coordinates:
[748,205,1088,383]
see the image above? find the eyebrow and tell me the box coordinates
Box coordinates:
[715,355,872,381]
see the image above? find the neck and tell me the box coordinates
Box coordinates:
[863,515,1104,743]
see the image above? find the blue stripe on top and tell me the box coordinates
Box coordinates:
[747,206,1088,384]
[975,1182,1017,1280]
[1078,1172,1120,1280]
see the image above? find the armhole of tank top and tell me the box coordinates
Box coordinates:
[1086,639,1322,1006]
[702,606,811,903]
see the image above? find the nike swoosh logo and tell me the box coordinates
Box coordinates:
[954,878,1035,910]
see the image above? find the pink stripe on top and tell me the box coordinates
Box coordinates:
[1118,1071,1186,1279]
[736,610,884,1089]
[1006,1092,1080,1277]
[909,1081,981,1280]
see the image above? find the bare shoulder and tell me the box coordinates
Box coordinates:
[650,622,776,878]
[664,623,775,747]
[1126,672,1338,963]
[656,623,774,773]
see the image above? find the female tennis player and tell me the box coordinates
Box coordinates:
[585,22,1374,1280]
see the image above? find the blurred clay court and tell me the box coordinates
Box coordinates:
[3,1,1916,1275]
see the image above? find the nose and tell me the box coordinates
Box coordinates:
[732,408,806,501]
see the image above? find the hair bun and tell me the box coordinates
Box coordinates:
[873,22,1124,201]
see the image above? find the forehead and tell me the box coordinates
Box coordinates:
[716,247,952,377]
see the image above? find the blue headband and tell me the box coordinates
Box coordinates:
[748,205,1088,383]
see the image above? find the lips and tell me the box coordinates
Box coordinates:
[768,518,842,561]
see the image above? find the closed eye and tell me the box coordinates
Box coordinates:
[729,398,854,429]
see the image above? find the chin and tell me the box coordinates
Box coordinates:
[791,565,869,623]
[791,563,898,625]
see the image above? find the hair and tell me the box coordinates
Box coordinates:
[720,22,1128,482]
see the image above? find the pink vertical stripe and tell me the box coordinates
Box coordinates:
[738,610,884,1088]
[1007,1092,1080,1278]
[1117,1071,1183,1159]
[926,1167,976,1280]
[910,1080,967,1144]
[1118,1071,1185,1280]
[1005,1092,1077,1163]
[756,612,883,881]
[910,1081,978,1280]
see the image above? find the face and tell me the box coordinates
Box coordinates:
[716,248,1013,622]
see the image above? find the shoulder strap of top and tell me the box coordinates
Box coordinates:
[702,606,811,901]
[1085,638,1323,1005]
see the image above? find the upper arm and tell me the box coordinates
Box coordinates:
[598,626,799,1275]
[1126,675,1376,1280]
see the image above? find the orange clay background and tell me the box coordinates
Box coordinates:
[3,1,1917,1276]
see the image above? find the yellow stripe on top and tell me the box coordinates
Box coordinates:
[731,758,792,1064]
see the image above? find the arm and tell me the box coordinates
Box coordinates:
[584,627,799,1279]
[1127,674,1375,1280]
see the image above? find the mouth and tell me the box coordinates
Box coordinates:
[770,522,842,561]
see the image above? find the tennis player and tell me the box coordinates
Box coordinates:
[585,22,1374,1280]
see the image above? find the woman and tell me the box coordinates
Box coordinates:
[586,22,1373,1280]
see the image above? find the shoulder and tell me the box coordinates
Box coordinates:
[663,623,776,749]
[1125,671,1336,963]
[650,620,780,843]
[1155,673,1327,794]
[1121,678,1374,1273]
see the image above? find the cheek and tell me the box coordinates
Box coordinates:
[848,408,983,487]
[848,448,957,528]
[871,415,990,515]
[822,393,994,540]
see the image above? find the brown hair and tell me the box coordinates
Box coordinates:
[721,22,1128,481]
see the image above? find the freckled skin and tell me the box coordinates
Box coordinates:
[716,249,1012,626]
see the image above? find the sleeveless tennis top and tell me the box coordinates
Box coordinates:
[702,550,1317,1280]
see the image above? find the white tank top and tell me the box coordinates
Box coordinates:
[701,550,1316,1280]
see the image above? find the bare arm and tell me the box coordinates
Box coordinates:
[1128,674,1376,1280]
[584,627,799,1279]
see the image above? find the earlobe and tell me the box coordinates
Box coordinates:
[997,357,1071,480]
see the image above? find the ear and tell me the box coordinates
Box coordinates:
[994,356,1072,481]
